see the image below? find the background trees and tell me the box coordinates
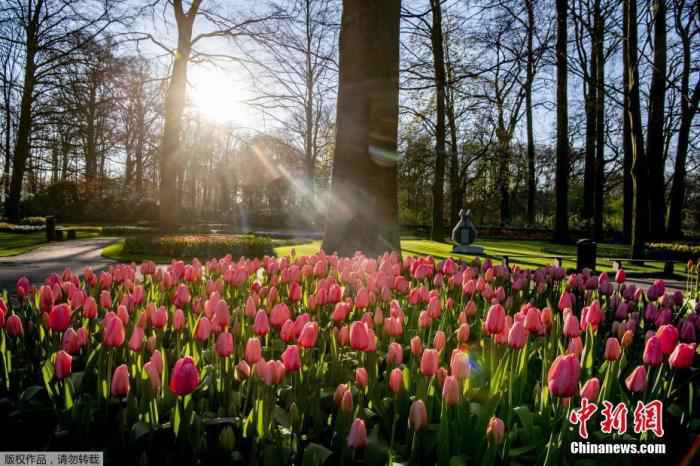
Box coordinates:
[0,0,698,253]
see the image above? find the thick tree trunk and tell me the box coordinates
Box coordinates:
[525,0,536,225]
[553,0,569,242]
[6,31,37,221]
[430,0,447,241]
[593,0,605,240]
[447,99,460,229]
[85,81,98,187]
[322,0,401,257]
[583,74,596,225]
[625,0,648,258]
[646,0,667,239]
[159,1,198,233]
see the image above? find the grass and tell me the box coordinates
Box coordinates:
[0,230,101,257]
[274,238,688,278]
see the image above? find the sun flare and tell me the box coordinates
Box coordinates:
[189,67,249,126]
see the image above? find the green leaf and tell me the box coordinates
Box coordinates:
[20,385,44,402]
[302,442,333,466]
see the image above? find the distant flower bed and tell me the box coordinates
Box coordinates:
[102,225,158,236]
[647,242,700,262]
[124,234,275,259]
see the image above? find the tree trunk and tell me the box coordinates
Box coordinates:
[445,36,460,229]
[593,0,605,241]
[430,0,447,241]
[85,80,98,187]
[583,66,596,226]
[322,0,401,257]
[6,22,38,221]
[622,0,633,243]
[525,0,536,225]
[646,0,667,239]
[625,0,648,258]
[553,0,569,242]
[159,0,199,232]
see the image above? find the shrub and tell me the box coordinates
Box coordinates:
[124,234,275,259]
[647,242,700,262]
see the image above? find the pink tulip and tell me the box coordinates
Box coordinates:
[389,368,403,394]
[82,297,97,319]
[150,350,163,374]
[270,303,291,328]
[450,351,470,380]
[253,310,270,336]
[486,417,505,444]
[442,375,460,406]
[289,282,302,302]
[298,321,319,348]
[128,326,145,352]
[433,330,446,352]
[420,349,439,377]
[170,356,200,396]
[484,304,506,335]
[151,306,168,329]
[558,292,573,311]
[281,345,302,372]
[387,342,403,366]
[334,383,349,406]
[580,377,600,401]
[625,365,647,392]
[508,320,527,349]
[245,337,263,364]
[103,313,125,348]
[55,350,72,379]
[410,336,423,356]
[173,308,186,331]
[99,290,111,310]
[563,314,580,338]
[355,367,368,389]
[194,317,212,342]
[48,304,71,333]
[456,323,470,343]
[669,343,696,369]
[215,331,234,358]
[548,353,580,397]
[347,418,368,449]
[408,400,428,431]
[340,389,354,414]
[111,364,130,397]
[355,288,370,309]
[143,361,161,392]
[643,336,663,366]
[349,321,369,351]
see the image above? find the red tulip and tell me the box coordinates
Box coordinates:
[6,314,22,336]
[580,377,600,401]
[289,282,302,302]
[99,290,111,309]
[604,337,621,361]
[48,304,71,332]
[83,297,97,319]
[548,353,580,397]
[558,292,573,311]
[347,418,368,449]
[656,325,679,355]
[151,306,168,329]
[55,350,72,379]
[508,320,527,349]
[215,331,234,358]
[420,349,439,377]
[170,356,200,396]
[669,343,696,369]
[281,344,301,372]
[408,400,428,431]
[643,336,663,366]
[625,365,647,392]
[355,367,368,389]
[111,364,130,397]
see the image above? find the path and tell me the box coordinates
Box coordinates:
[0,237,119,292]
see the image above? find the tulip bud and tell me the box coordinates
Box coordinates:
[245,337,263,364]
[55,350,72,379]
[349,321,369,351]
[355,367,368,389]
[420,349,439,377]
[340,389,354,414]
[442,375,460,406]
[486,416,505,444]
[643,336,663,366]
[408,400,428,431]
[603,337,621,361]
[547,353,580,397]
[281,344,301,372]
[580,377,600,401]
[389,367,403,394]
[669,343,696,369]
[143,361,161,392]
[625,365,647,392]
[169,356,200,396]
[387,342,403,366]
[656,325,679,355]
[111,364,130,397]
[484,304,506,335]
[508,320,528,349]
[215,331,234,358]
[410,336,423,356]
[347,418,368,449]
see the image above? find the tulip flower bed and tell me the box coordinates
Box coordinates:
[0,252,698,466]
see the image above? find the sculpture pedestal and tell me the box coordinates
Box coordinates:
[452,244,484,255]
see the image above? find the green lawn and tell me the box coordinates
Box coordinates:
[274,239,687,278]
[0,230,101,257]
